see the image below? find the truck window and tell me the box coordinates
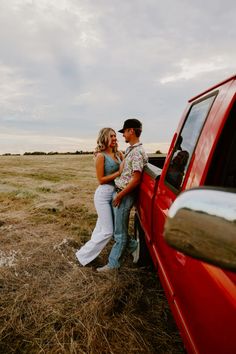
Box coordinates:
[165,93,217,191]
[205,99,236,188]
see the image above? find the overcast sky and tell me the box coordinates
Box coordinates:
[0,0,235,154]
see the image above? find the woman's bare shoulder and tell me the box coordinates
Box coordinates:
[95,152,105,162]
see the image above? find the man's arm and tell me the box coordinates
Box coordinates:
[113,171,141,207]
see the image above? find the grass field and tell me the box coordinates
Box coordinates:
[0,155,184,353]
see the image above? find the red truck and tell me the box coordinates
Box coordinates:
[135,74,236,354]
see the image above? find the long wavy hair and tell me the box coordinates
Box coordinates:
[94,128,118,155]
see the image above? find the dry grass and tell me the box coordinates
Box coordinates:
[0,155,184,354]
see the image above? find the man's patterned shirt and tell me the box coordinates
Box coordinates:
[115,143,148,190]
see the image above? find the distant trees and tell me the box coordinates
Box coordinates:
[24,151,46,155]
[1,150,164,156]
[0,151,95,156]
[22,151,94,156]
[2,153,21,156]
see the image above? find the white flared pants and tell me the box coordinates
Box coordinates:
[75,184,115,266]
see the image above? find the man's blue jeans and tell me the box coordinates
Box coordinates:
[108,192,137,268]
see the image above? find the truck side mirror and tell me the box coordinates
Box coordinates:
[164,187,236,271]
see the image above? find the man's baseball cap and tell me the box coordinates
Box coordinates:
[118,118,142,133]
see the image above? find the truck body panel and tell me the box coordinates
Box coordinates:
[136,75,236,353]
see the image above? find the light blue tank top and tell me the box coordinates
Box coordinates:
[103,153,121,185]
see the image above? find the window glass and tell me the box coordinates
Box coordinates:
[205,100,236,188]
[165,94,217,191]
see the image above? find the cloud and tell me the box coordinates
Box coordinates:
[0,130,170,154]
[0,132,95,154]
[160,57,228,84]
[74,89,121,106]
[0,0,235,154]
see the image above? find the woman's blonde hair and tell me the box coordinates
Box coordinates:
[94,127,117,155]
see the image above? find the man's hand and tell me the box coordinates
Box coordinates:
[113,171,141,208]
[112,192,123,207]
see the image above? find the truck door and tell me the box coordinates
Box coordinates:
[152,80,236,353]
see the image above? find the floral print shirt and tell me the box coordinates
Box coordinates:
[115,143,148,190]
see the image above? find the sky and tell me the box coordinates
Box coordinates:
[0,0,235,154]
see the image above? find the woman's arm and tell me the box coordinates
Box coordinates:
[95,153,120,184]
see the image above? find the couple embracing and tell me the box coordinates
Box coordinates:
[76,118,148,272]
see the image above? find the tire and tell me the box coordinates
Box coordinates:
[134,213,154,268]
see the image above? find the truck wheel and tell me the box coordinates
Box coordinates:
[134,213,154,268]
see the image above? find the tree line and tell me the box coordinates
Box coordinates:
[1,151,94,156]
[1,149,163,157]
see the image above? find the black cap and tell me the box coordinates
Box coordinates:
[118,118,142,133]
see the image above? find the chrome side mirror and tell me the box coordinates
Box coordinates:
[164,187,236,271]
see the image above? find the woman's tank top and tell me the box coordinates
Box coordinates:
[103,153,121,185]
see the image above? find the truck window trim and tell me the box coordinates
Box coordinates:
[164,90,219,193]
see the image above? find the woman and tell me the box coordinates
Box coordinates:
[75,128,123,266]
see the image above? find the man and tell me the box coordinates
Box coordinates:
[97,118,148,272]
